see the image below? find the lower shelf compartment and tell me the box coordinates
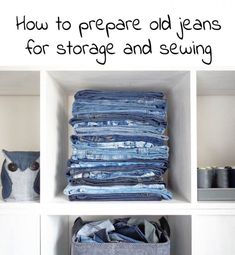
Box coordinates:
[198,188,235,201]
[41,215,191,255]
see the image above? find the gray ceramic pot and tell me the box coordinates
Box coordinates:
[197,167,214,188]
[215,167,229,188]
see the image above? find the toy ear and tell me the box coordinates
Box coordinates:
[2,150,11,162]
[1,160,12,199]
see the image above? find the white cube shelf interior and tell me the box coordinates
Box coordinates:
[194,215,235,255]
[197,71,235,166]
[41,215,191,255]
[0,71,40,202]
[41,71,191,203]
[0,214,40,255]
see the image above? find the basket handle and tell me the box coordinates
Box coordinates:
[159,217,170,237]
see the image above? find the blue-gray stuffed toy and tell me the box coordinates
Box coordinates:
[1,150,40,201]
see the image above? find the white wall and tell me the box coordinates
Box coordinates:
[197,96,235,166]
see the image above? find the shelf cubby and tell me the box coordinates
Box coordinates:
[41,71,191,205]
[0,71,40,202]
[41,215,192,255]
[197,71,235,201]
[0,213,40,255]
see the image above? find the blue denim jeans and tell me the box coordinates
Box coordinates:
[66,90,170,201]
[70,119,166,134]
[68,192,164,201]
[70,115,167,129]
[71,145,169,161]
[72,106,166,120]
[69,172,163,187]
[72,125,166,138]
[68,159,168,171]
[72,91,167,121]
[74,90,165,100]
[67,165,165,185]
[71,135,168,149]
[70,134,167,146]
[64,183,172,200]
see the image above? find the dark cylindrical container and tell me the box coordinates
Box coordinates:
[197,167,214,188]
[215,167,229,188]
[229,166,235,188]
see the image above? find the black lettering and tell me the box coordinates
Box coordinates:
[193,19,203,30]
[212,20,222,30]
[133,19,141,30]
[16,16,48,30]
[202,45,212,65]
[57,44,66,54]
[170,43,178,54]
[25,39,49,54]
[105,22,115,37]
[79,22,89,38]
[159,44,169,55]
[123,43,133,54]
[202,20,212,30]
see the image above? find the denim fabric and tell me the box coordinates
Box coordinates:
[70,115,166,128]
[1,150,40,201]
[71,146,169,161]
[69,177,163,186]
[64,183,172,200]
[72,217,170,249]
[73,112,166,122]
[74,90,165,100]
[68,192,163,201]
[72,106,166,121]
[68,164,164,175]
[127,219,159,243]
[65,90,170,201]
[68,159,168,170]
[113,221,147,243]
[71,135,167,146]
[71,135,168,147]
[70,119,166,133]
[73,98,166,109]
[77,219,115,237]
[67,165,164,186]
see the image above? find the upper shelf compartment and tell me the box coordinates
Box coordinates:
[197,71,235,96]
[0,71,40,95]
[0,71,40,203]
[41,71,191,207]
[197,71,235,166]
[197,71,235,201]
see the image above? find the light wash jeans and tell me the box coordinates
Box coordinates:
[68,160,168,172]
[71,146,169,161]
[64,183,172,200]
[71,136,168,149]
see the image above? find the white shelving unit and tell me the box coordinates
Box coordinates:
[0,70,234,255]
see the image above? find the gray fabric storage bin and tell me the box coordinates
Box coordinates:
[71,239,170,255]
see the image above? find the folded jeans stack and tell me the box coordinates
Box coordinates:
[64,90,172,201]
